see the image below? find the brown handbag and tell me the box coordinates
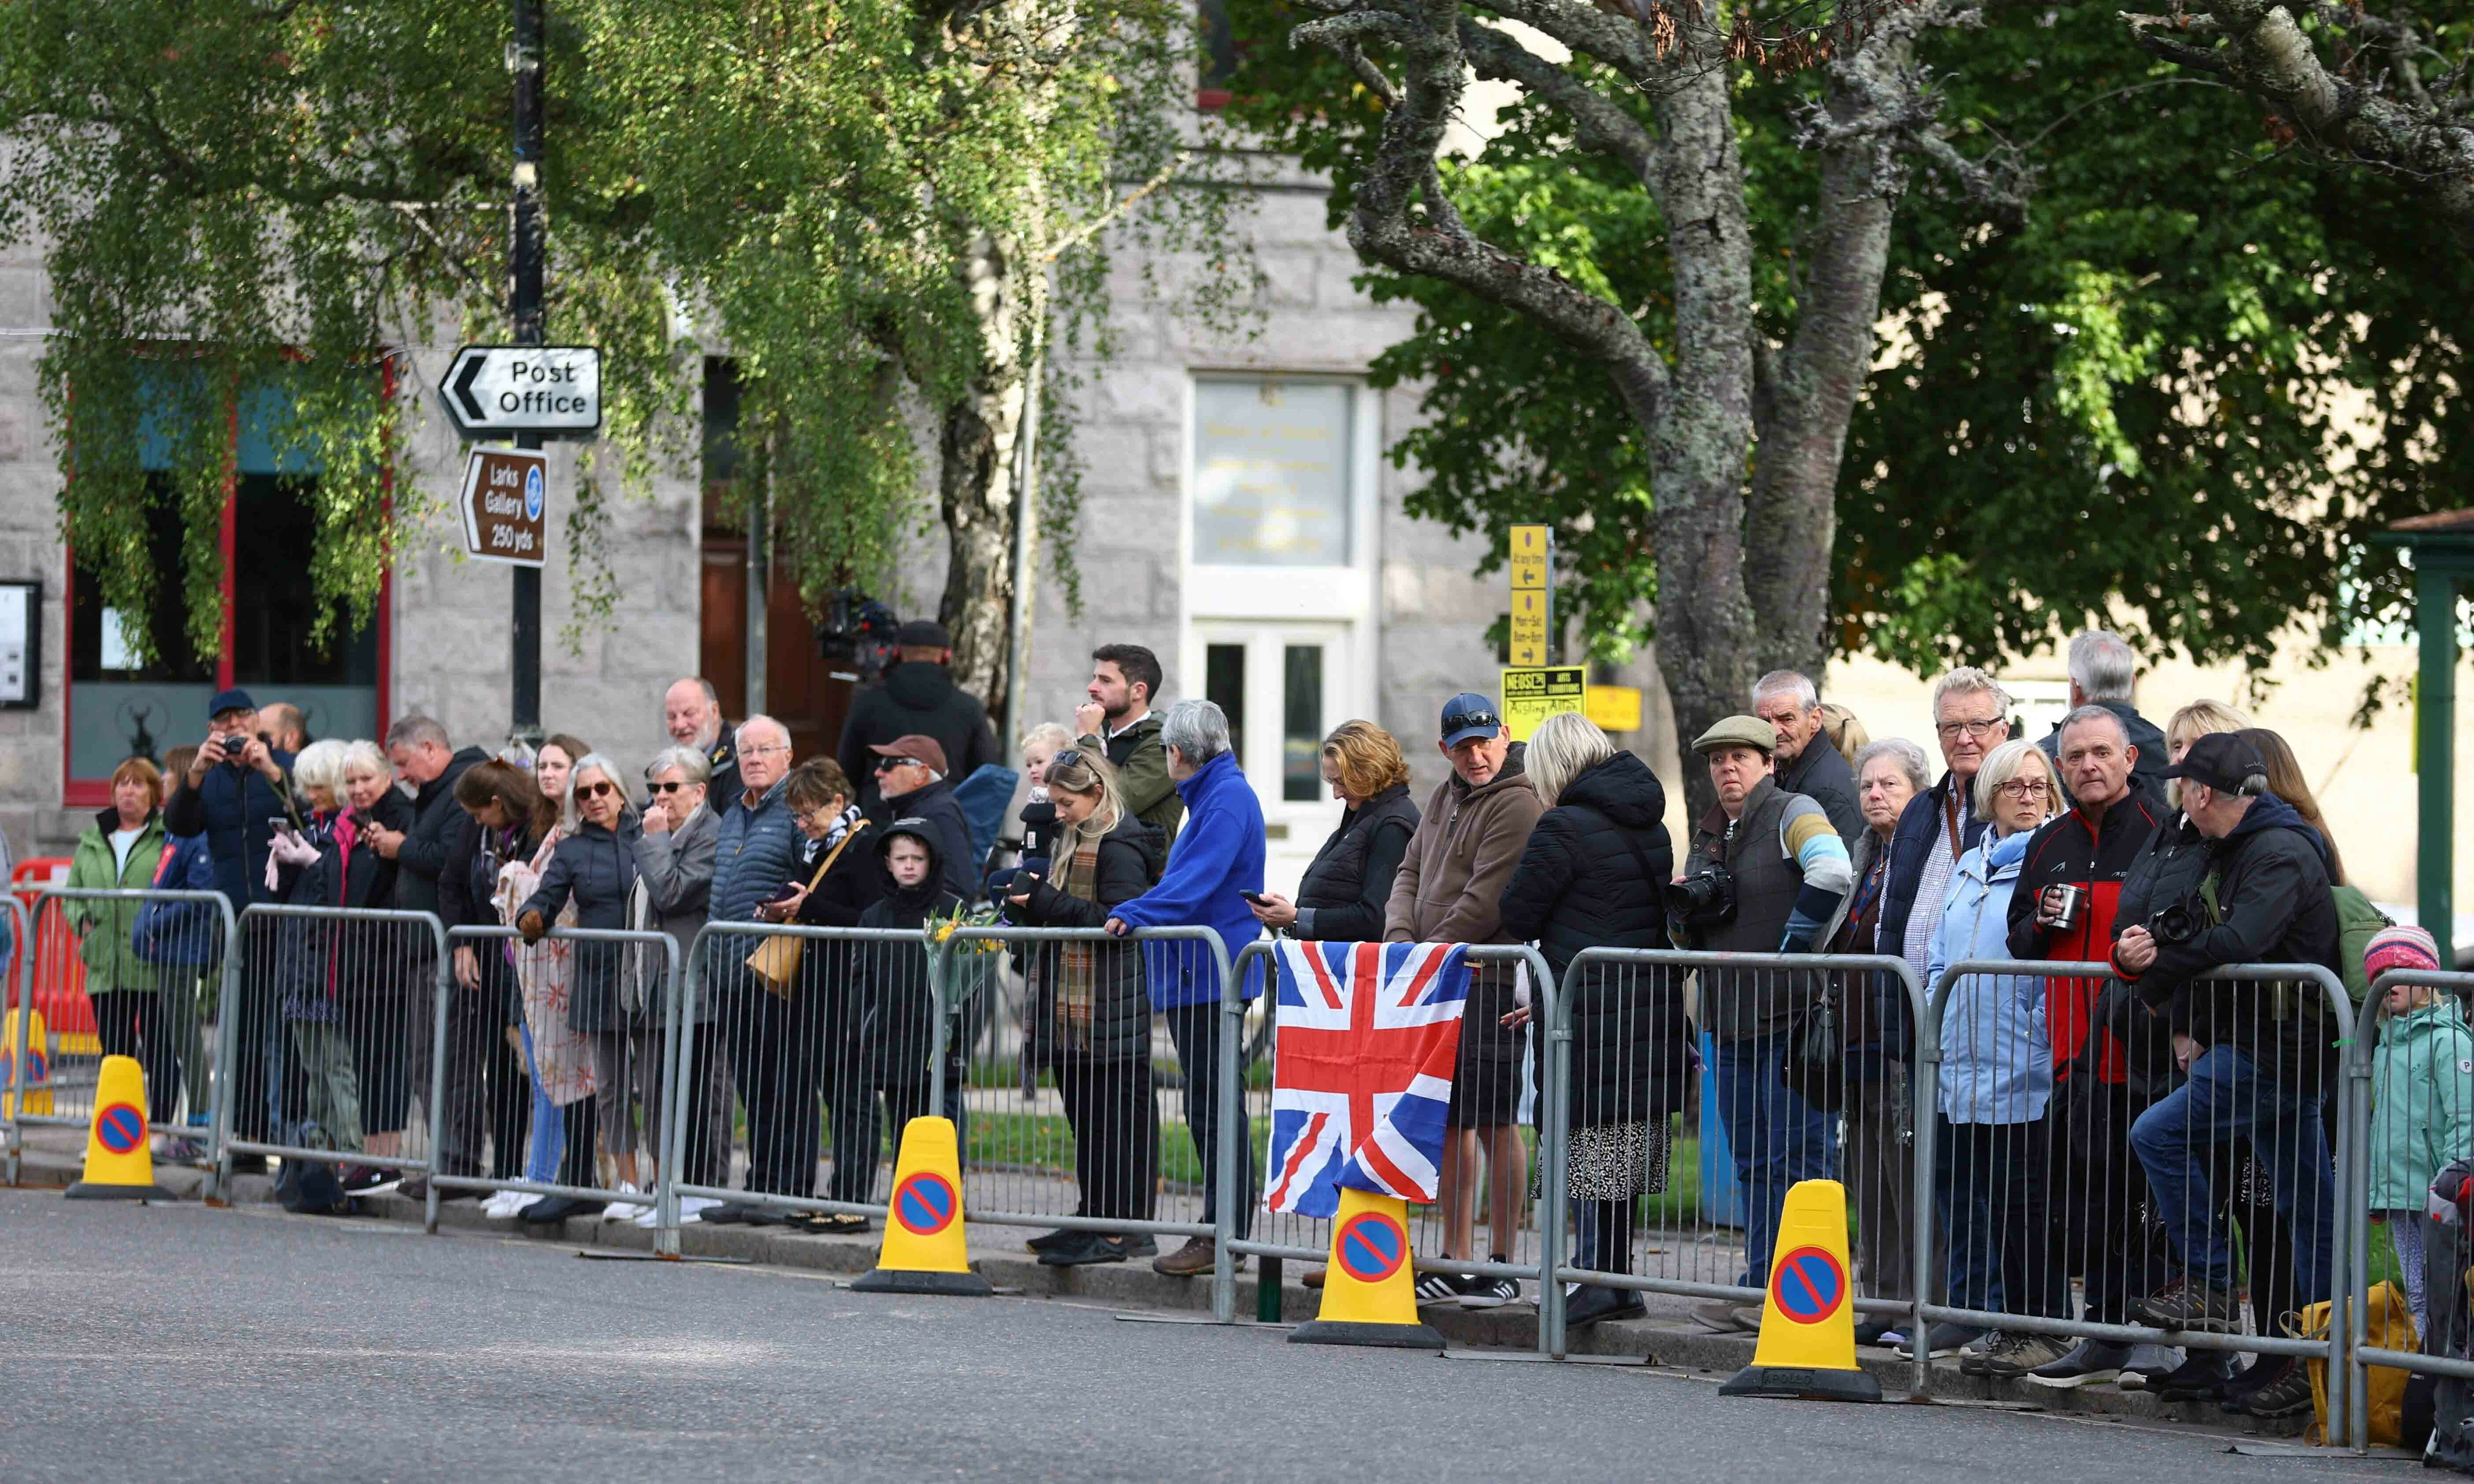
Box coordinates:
[745,820,869,998]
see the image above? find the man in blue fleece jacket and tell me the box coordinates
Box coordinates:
[1104,697,1265,1276]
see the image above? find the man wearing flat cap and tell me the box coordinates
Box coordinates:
[1679,711,1854,1331]
[2113,728,2342,1337]
[836,618,1001,811]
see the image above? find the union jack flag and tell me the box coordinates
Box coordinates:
[1261,940,1470,1217]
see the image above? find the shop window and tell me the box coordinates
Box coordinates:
[64,371,386,802]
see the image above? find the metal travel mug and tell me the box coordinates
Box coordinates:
[2045,883,2088,933]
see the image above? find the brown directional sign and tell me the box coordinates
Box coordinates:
[459,447,549,568]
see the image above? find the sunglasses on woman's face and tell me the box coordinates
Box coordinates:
[1048,748,1085,773]
[576,781,617,800]
[646,780,689,794]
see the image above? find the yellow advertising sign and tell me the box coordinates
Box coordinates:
[1501,666,1586,742]
[1584,684,1643,733]
[1508,587,1549,668]
[1508,524,1549,590]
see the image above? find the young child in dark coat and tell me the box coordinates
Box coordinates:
[854,818,968,1186]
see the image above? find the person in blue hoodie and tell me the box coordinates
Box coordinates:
[1101,697,1265,1278]
[1924,738,2068,1379]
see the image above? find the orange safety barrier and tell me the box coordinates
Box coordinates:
[11,857,99,1051]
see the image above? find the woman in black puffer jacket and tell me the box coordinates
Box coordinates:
[1006,746,1166,1267]
[1497,711,1684,1328]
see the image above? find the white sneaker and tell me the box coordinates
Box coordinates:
[599,1182,646,1222]
[635,1194,721,1228]
[479,1190,519,1218]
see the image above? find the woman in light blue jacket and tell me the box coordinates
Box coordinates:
[1926,738,2065,1373]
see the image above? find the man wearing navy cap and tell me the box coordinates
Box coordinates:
[1384,691,1543,1306]
[2114,729,2340,1353]
[165,687,298,1154]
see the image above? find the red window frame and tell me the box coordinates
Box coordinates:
[59,359,394,807]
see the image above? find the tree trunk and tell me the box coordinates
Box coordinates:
[1639,63,1761,827]
[936,226,1033,710]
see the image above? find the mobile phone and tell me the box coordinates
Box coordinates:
[1239,890,1267,905]
[268,816,301,840]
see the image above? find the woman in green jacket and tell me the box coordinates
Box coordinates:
[67,757,175,1124]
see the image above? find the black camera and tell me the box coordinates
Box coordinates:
[1667,867,1738,929]
[2149,897,2207,947]
[813,588,901,686]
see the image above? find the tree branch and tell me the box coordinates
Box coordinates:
[1457,19,1659,179]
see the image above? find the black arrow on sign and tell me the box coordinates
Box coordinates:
[450,353,488,423]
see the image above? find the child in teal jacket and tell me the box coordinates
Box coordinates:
[2368,926,2472,1338]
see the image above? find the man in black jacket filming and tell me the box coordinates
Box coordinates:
[2114,731,2340,1336]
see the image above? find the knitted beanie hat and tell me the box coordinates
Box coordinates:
[2364,924,2442,984]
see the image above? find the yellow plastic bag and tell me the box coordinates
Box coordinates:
[2294,1280,2417,1446]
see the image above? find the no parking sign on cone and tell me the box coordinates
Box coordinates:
[65,1054,177,1202]
[851,1116,992,1296]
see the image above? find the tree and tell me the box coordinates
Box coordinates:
[2117,2,2474,256]
[1230,0,2474,770]
[0,0,1242,720]
[1226,0,2018,808]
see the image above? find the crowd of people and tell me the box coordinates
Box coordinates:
[53,624,2463,1419]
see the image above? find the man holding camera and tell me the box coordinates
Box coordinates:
[164,688,297,1155]
[2114,731,2340,1335]
[1678,715,1852,1332]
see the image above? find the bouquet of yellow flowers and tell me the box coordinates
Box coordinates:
[925,902,1005,955]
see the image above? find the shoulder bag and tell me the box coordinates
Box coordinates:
[747,820,869,998]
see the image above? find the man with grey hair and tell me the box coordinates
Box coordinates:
[2037,631,2168,798]
[1872,667,2010,1358]
[1752,669,1862,844]
[664,677,740,815]
[1103,697,1266,1277]
[703,715,809,1221]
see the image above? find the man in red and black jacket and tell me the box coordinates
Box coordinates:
[2001,705,2173,1385]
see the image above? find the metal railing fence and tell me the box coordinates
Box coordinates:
[432,923,680,1247]
[1922,959,2356,1438]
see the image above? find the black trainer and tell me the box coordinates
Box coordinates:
[1038,1230,1133,1267]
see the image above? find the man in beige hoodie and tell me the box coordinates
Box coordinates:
[1386,691,1545,1307]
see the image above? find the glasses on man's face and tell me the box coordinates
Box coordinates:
[647,779,688,794]
[577,781,617,801]
[1996,777,2050,801]
[875,757,920,774]
[744,742,791,758]
[1936,718,2005,742]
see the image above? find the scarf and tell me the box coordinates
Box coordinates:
[1054,827,1103,1050]
[821,802,864,851]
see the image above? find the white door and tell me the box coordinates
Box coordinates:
[1191,621,1355,884]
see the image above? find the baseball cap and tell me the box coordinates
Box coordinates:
[1692,715,1777,757]
[2159,731,2266,796]
[869,734,950,775]
[894,619,951,649]
[207,687,257,720]
[1438,692,1504,749]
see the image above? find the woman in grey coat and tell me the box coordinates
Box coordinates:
[629,744,728,1223]
[518,752,645,1218]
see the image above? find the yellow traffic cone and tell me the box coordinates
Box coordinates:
[1,1005,53,1118]
[1720,1179,1882,1402]
[851,1116,992,1296]
[1288,1187,1443,1350]
[66,1054,177,1202]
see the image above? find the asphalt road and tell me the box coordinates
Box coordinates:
[0,1192,2399,1483]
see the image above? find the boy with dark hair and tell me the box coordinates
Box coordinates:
[852,819,970,1197]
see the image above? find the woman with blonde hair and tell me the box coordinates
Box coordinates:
[1005,746,1167,1266]
[1496,711,1680,1327]
[1249,720,1420,942]
[1927,738,2070,1377]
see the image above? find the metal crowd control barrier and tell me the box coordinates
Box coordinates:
[231,904,446,1214]
[1229,940,1559,1353]
[434,924,680,1246]
[11,890,230,1191]
[1923,958,2355,1436]
[0,894,43,1182]
[2343,967,2474,1454]
[1544,947,1927,1368]
[667,922,925,1246]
